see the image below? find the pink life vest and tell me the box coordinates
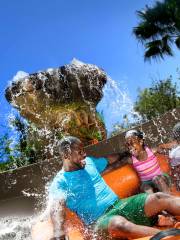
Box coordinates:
[132,146,162,182]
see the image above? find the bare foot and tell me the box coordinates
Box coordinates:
[174,222,180,229]
[157,214,176,227]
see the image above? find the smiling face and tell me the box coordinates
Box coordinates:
[125,136,144,157]
[62,141,87,171]
[70,142,87,169]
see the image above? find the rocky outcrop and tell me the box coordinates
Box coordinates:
[5,60,107,147]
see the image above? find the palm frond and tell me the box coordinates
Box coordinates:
[144,44,163,60]
[162,43,174,56]
[133,23,163,41]
[134,0,180,60]
[175,35,180,48]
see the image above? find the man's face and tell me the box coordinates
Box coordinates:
[66,142,87,169]
[125,136,143,157]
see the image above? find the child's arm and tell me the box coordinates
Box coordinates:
[152,141,177,155]
[158,141,177,149]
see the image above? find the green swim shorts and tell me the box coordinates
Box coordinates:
[95,193,157,231]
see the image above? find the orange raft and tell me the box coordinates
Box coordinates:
[31,154,180,240]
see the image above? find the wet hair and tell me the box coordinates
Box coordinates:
[125,129,144,140]
[173,122,180,141]
[58,136,81,156]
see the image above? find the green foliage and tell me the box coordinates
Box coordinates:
[96,111,105,124]
[0,134,14,171]
[133,0,180,60]
[110,115,139,137]
[0,132,28,172]
[134,77,180,120]
[78,126,102,141]
[110,123,125,137]
[0,116,41,172]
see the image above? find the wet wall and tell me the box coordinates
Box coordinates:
[0,108,179,217]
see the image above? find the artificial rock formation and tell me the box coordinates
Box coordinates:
[5,60,107,148]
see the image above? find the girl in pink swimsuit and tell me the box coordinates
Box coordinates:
[125,130,171,194]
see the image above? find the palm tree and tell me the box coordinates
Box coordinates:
[133,0,180,60]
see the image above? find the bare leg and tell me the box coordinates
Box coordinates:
[153,175,170,193]
[108,215,160,239]
[105,193,180,239]
[144,192,180,217]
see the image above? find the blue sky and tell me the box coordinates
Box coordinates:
[0,0,180,134]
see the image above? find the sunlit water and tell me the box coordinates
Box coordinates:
[97,75,141,135]
[0,217,32,240]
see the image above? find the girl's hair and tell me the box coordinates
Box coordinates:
[173,122,180,141]
[125,129,144,140]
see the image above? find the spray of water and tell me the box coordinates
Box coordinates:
[97,76,141,136]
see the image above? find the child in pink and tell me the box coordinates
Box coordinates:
[124,130,171,193]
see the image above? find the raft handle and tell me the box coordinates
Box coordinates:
[150,228,180,240]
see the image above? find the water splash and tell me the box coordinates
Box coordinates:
[97,76,141,136]
[11,71,29,83]
[171,108,179,120]
[0,217,32,240]
[66,59,106,139]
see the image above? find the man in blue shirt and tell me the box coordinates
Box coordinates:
[49,136,180,240]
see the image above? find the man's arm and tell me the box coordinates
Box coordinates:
[50,199,68,240]
[102,151,132,174]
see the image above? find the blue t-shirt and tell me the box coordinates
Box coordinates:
[49,156,118,225]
